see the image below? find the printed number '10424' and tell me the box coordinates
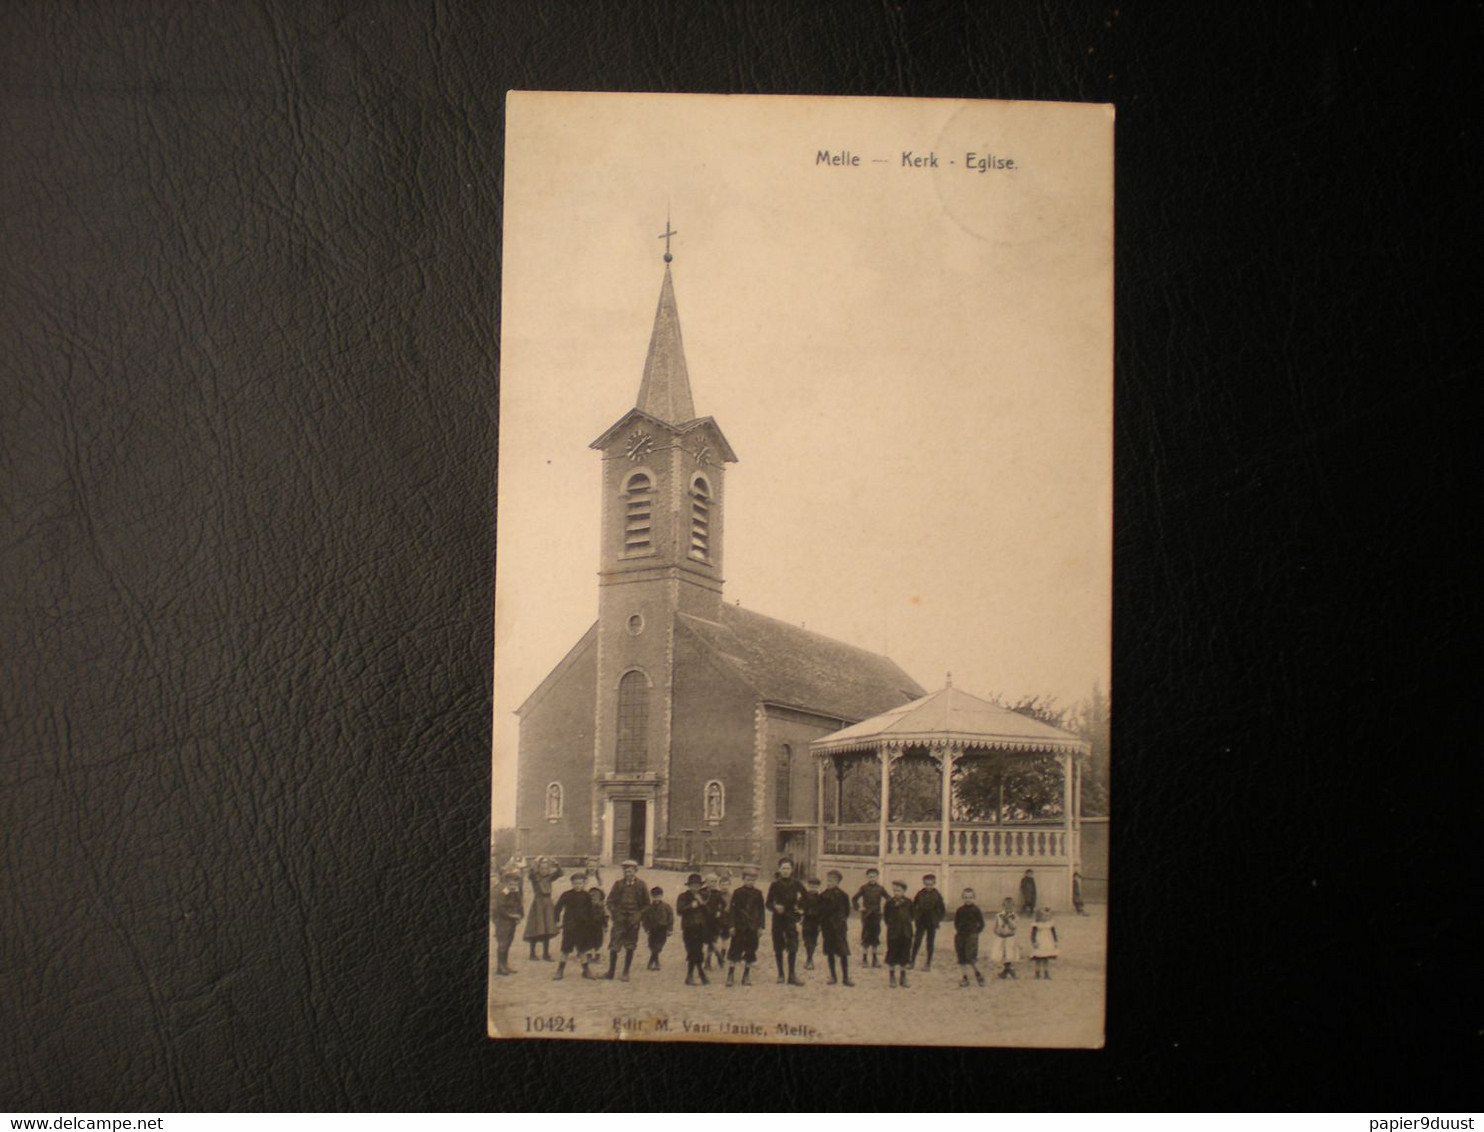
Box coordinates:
[525,1016,577,1033]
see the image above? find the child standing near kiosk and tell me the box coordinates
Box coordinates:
[818,869,854,987]
[883,880,914,988]
[1030,906,1060,979]
[953,887,987,988]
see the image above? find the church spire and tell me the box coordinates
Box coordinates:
[634,219,696,424]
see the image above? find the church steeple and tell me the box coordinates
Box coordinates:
[634,263,696,424]
[588,250,736,466]
[590,229,737,604]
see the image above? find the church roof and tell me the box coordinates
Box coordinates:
[635,265,695,423]
[678,605,925,723]
[812,684,1090,755]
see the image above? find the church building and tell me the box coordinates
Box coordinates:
[514,252,925,873]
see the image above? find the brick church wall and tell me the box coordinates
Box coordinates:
[760,707,850,875]
[669,626,757,859]
[514,638,597,861]
[761,710,848,820]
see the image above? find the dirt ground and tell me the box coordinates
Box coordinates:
[487,870,1104,1049]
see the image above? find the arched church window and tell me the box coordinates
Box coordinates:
[615,670,650,772]
[776,744,792,821]
[623,471,654,555]
[545,781,563,821]
[689,475,711,562]
[704,779,725,824]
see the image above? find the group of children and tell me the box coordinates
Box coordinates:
[492,853,627,979]
[843,866,1061,987]
[495,855,1064,987]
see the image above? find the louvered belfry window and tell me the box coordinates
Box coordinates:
[616,671,649,772]
[689,476,710,561]
[624,472,652,554]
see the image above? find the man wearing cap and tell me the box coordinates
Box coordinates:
[725,865,766,986]
[602,859,650,981]
[765,856,808,986]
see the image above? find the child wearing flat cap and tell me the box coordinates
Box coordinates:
[818,870,854,986]
[852,868,888,969]
[725,866,766,987]
[552,871,596,981]
[640,886,674,971]
[910,873,946,971]
[765,856,807,986]
[800,876,823,970]
[883,881,914,987]
[953,887,987,988]
[703,872,732,971]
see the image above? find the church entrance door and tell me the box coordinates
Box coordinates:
[612,799,648,865]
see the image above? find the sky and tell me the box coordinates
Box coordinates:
[493,93,1113,825]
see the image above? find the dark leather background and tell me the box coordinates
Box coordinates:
[3,0,1478,1112]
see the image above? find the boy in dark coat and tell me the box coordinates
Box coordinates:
[1072,867,1088,915]
[725,865,766,986]
[953,886,987,987]
[640,886,674,971]
[715,873,734,955]
[551,872,595,980]
[703,873,731,971]
[909,873,947,970]
[852,868,888,968]
[676,873,715,986]
[883,880,914,987]
[765,856,808,986]
[1020,868,1038,915]
[818,869,854,986]
[493,869,525,976]
[585,883,608,967]
[800,877,823,970]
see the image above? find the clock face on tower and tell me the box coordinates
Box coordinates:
[691,443,713,467]
[625,430,654,461]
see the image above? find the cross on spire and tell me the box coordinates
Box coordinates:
[633,239,694,421]
[659,212,677,263]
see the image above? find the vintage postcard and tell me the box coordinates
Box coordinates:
[489,91,1112,1048]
